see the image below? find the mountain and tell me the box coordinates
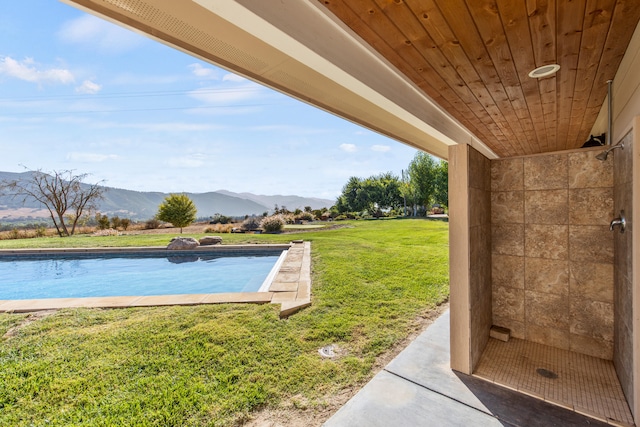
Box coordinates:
[216,190,332,211]
[94,188,269,219]
[0,171,334,221]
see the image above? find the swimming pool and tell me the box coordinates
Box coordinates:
[0,249,286,300]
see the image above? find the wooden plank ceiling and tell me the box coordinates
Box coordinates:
[318,0,640,158]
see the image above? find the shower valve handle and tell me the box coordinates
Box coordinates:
[610,210,626,233]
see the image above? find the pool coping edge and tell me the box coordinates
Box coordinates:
[0,242,312,317]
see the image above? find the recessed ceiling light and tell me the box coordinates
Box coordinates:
[528,64,560,79]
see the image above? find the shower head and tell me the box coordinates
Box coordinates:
[595,142,624,161]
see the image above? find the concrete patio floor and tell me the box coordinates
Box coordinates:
[324,310,612,427]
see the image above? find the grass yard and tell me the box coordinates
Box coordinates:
[283,223,328,230]
[0,219,449,426]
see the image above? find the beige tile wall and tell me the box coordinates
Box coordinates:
[468,147,492,369]
[613,129,634,408]
[491,148,615,359]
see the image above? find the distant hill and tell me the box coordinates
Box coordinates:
[0,171,334,221]
[215,190,332,212]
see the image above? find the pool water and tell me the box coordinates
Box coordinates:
[0,251,283,300]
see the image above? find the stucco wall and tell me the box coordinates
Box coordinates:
[449,143,492,374]
[491,148,615,359]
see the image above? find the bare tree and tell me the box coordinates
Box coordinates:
[1,169,106,237]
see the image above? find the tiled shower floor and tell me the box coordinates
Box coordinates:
[474,338,634,426]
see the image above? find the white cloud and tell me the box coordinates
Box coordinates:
[222,73,247,83]
[339,143,357,153]
[371,144,391,152]
[67,152,118,162]
[75,79,102,94]
[58,15,145,54]
[189,63,218,79]
[0,56,75,84]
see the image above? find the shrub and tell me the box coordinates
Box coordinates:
[241,216,261,231]
[145,218,161,229]
[74,226,95,235]
[282,214,295,225]
[110,216,122,229]
[260,215,285,233]
[35,226,47,237]
[209,214,232,225]
[96,213,110,230]
[295,211,315,222]
[204,224,234,233]
[92,228,119,236]
[9,228,20,240]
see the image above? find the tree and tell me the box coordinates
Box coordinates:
[110,216,122,230]
[120,218,131,231]
[338,176,369,213]
[408,152,437,215]
[433,160,449,209]
[156,193,197,233]
[96,213,110,230]
[336,173,403,215]
[372,172,403,211]
[1,169,105,237]
[400,169,415,216]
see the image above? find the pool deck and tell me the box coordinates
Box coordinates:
[0,241,312,318]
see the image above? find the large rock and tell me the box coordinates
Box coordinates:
[199,236,223,246]
[167,237,199,250]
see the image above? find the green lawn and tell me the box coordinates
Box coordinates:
[0,219,449,426]
[283,223,329,230]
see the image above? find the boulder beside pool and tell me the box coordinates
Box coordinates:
[199,236,223,246]
[167,237,200,250]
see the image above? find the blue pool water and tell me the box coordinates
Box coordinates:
[0,251,283,300]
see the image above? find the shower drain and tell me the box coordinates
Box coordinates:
[536,368,558,379]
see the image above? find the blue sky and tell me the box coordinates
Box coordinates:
[0,1,419,200]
